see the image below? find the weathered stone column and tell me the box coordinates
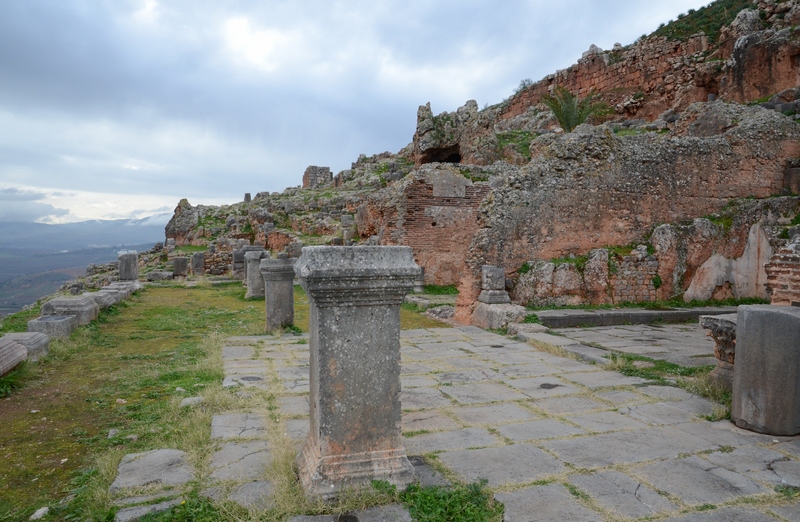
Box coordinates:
[700,313,736,391]
[294,246,418,499]
[173,257,189,278]
[732,305,800,435]
[191,252,205,276]
[245,251,269,299]
[478,265,511,304]
[260,255,297,331]
[118,252,139,281]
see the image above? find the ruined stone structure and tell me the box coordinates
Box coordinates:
[302,166,332,189]
[766,237,800,305]
[357,166,491,285]
[294,246,417,499]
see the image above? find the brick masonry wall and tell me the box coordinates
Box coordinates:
[502,35,710,121]
[610,256,661,303]
[401,179,491,285]
[765,242,800,305]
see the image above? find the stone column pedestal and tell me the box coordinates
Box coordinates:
[245,251,269,299]
[700,313,737,392]
[294,246,418,499]
[118,252,139,281]
[732,305,800,435]
[478,265,510,304]
[260,256,297,331]
[191,252,205,276]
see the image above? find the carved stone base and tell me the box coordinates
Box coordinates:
[297,439,415,500]
[478,289,511,304]
[708,360,733,393]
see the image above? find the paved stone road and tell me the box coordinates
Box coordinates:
[209,325,800,521]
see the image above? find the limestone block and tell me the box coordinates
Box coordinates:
[478,289,511,304]
[700,313,737,391]
[3,332,50,361]
[260,257,297,330]
[109,280,142,294]
[41,296,99,325]
[172,257,189,277]
[732,305,800,435]
[191,251,205,276]
[482,265,506,291]
[118,252,139,281]
[294,246,418,499]
[82,291,117,309]
[413,267,425,293]
[0,337,27,377]
[147,271,173,281]
[471,302,529,330]
[108,449,193,493]
[244,251,268,298]
[27,315,77,339]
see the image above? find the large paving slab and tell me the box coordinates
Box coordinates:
[439,444,566,486]
[569,470,679,519]
[634,455,769,505]
[213,320,800,521]
[209,440,271,481]
[109,449,193,493]
[495,484,602,521]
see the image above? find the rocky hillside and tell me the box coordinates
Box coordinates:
[165,0,800,323]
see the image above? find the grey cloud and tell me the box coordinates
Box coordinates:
[0,200,68,222]
[0,187,47,201]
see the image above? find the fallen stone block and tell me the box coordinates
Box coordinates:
[2,332,49,361]
[40,296,99,325]
[27,315,77,339]
[108,449,193,493]
[82,291,117,309]
[732,305,800,435]
[115,499,181,522]
[172,257,189,277]
[147,271,174,282]
[0,336,27,377]
[470,302,528,330]
[700,313,737,391]
[118,252,139,282]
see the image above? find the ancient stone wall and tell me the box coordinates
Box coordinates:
[356,167,491,285]
[302,166,332,189]
[610,251,661,303]
[502,35,711,122]
[766,239,800,305]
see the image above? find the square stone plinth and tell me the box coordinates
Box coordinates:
[0,337,27,377]
[41,296,99,325]
[2,332,49,361]
[28,315,77,338]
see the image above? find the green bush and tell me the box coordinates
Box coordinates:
[541,87,611,132]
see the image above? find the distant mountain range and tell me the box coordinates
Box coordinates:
[0,217,168,318]
[0,216,169,253]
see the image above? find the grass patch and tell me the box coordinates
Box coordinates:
[174,245,207,253]
[0,361,31,398]
[0,306,42,334]
[496,130,535,161]
[423,285,459,295]
[395,479,504,522]
[651,0,753,43]
[605,353,713,384]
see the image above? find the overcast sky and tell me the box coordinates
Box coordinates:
[0,0,715,224]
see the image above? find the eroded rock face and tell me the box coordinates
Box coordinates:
[164,199,198,245]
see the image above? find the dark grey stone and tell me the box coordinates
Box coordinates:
[438,444,565,486]
[495,484,602,521]
[260,257,297,330]
[41,296,99,325]
[191,251,205,276]
[294,246,418,499]
[2,332,49,361]
[147,270,173,281]
[634,455,768,505]
[732,305,800,435]
[118,252,139,281]
[172,257,189,277]
[115,499,181,522]
[244,250,268,299]
[569,470,678,518]
[0,336,27,377]
[209,440,271,481]
[108,449,193,493]
[27,314,77,339]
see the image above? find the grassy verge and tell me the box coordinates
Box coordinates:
[0,281,455,520]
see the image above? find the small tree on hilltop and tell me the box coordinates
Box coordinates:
[541,86,610,132]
